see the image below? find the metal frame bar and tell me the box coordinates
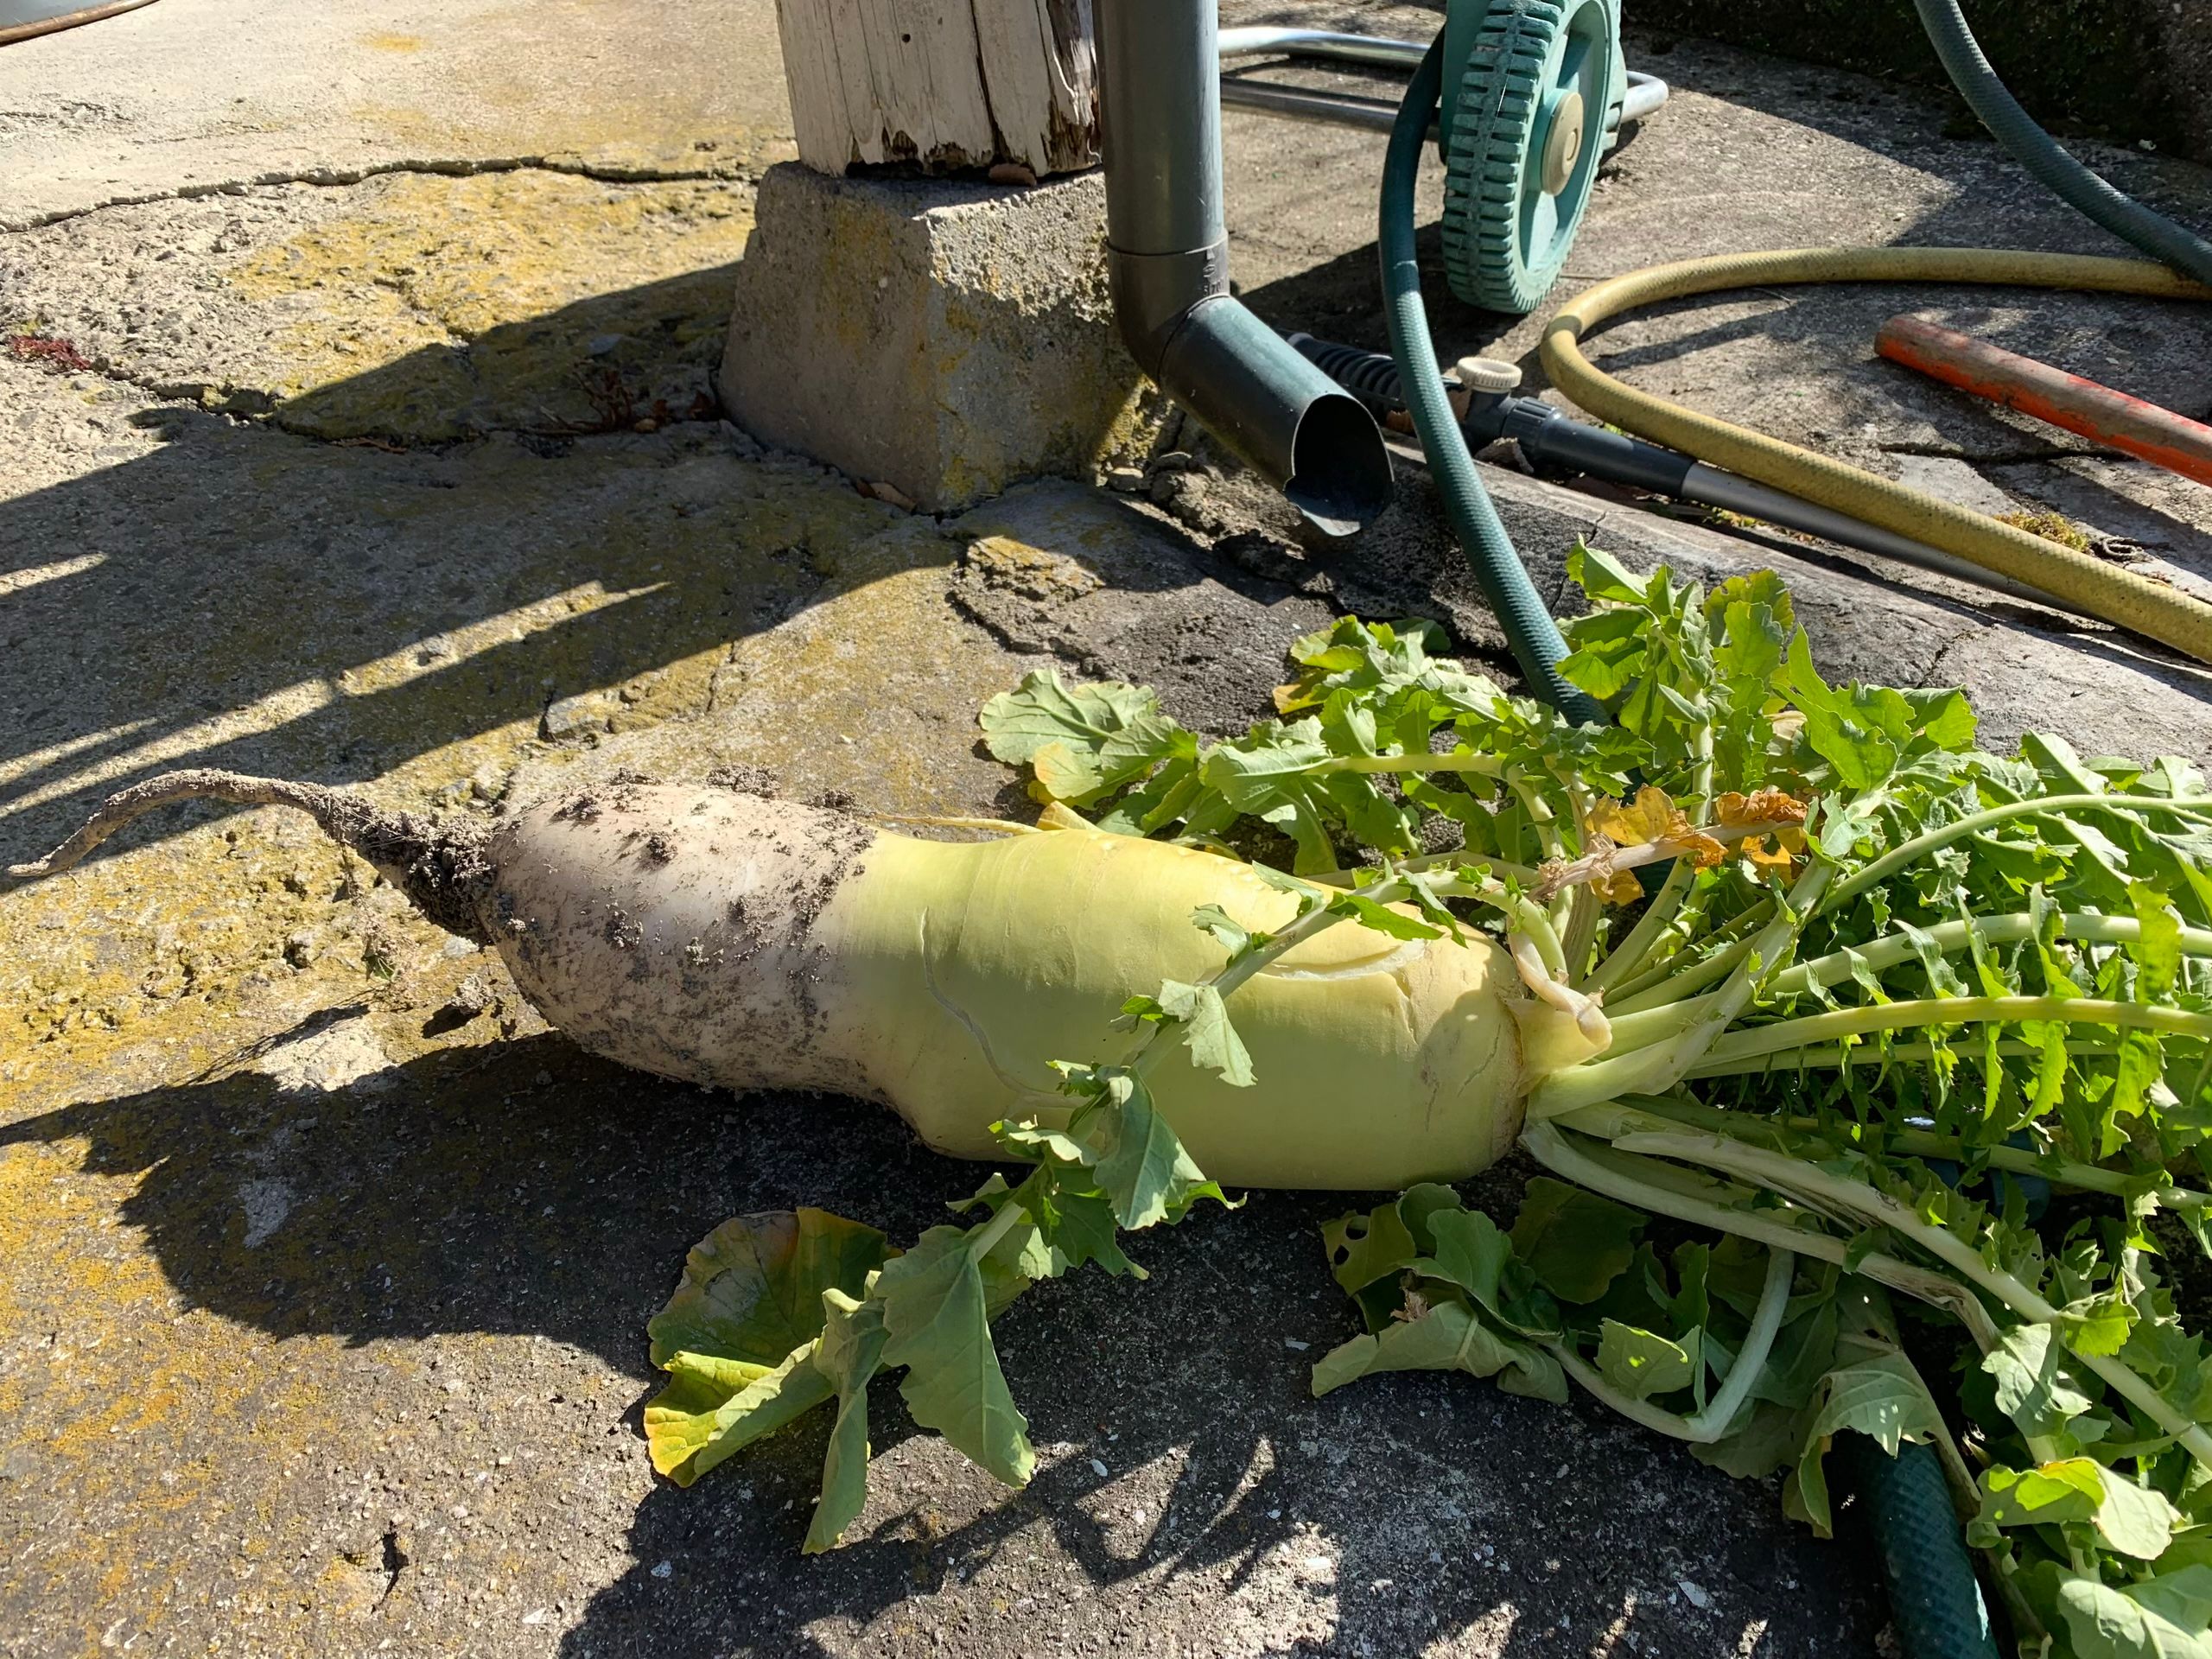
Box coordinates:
[1216,27,1669,137]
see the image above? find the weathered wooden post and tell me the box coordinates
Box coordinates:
[775,0,1100,177]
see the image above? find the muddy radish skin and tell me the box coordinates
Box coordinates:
[12,772,1553,1191]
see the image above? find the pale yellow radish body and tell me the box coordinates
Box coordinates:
[491,785,1538,1189]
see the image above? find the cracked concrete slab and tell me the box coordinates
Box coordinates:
[0,0,791,229]
[4,5,2212,1659]
[3,168,753,438]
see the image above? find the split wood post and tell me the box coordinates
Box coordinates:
[775,0,1101,175]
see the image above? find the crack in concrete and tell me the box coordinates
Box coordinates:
[1917,619,1992,686]
[1876,439,2088,465]
[2,152,764,234]
[3,344,734,455]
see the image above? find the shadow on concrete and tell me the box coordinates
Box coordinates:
[0,998,1879,1655]
[0,267,1299,873]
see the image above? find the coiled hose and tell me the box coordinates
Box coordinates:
[1380,36,1604,725]
[1540,0,2212,667]
[1913,0,2212,289]
[1541,248,2212,664]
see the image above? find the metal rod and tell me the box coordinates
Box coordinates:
[1681,462,2090,616]
[1217,25,1428,70]
[1218,79,1408,135]
[1287,333,2082,618]
[1216,27,1670,135]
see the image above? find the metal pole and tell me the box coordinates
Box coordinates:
[1096,0,1392,536]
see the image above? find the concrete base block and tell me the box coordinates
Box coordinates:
[719,163,1153,512]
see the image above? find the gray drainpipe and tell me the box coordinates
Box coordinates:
[1096,0,1394,537]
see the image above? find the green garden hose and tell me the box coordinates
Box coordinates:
[1913,0,2212,289]
[1843,1433,2003,1659]
[1382,35,1605,722]
[1541,247,2212,667]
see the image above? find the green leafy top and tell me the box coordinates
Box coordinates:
[655,545,2209,1649]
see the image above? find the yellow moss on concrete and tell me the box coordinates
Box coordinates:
[221,170,756,438]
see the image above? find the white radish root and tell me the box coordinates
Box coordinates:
[10,769,1555,1190]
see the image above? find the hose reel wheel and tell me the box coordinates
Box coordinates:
[1440,0,1622,315]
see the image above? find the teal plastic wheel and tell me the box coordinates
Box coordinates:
[1440,0,1620,315]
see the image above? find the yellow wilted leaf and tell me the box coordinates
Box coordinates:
[1675,831,1728,870]
[1741,823,1808,878]
[1587,785,1690,848]
[1599,868,1645,906]
[1715,788,1809,828]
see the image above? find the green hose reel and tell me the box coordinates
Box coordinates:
[1438,0,1625,314]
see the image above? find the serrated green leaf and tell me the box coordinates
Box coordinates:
[1791,1353,1947,1537]
[1902,688,1976,753]
[1033,1182,1143,1279]
[2054,1566,2212,1658]
[1323,1199,1421,1298]
[1785,632,1897,789]
[647,1209,894,1370]
[1690,1400,1808,1479]
[642,1208,893,1485]
[1985,1322,2095,1440]
[1567,542,1649,607]
[1310,1300,1565,1403]
[803,1287,889,1552]
[1084,1071,1222,1230]
[1421,1206,1513,1306]
[875,1228,1035,1488]
[1154,979,1256,1086]
[1597,1321,1697,1402]
[1509,1179,1645,1304]
[1248,860,1331,916]
[993,1118,1093,1166]
[1326,892,1445,942]
[1977,1460,2180,1560]
[2022,730,2110,797]
[1190,903,1259,961]
[645,1345,833,1486]
[2063,1293,2139,1357]
[978,671,1169,764]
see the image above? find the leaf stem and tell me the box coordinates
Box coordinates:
[1611,1129,2212,1462]
[1770,912,2212,999]
[1678,1037,2118,1080]
[1680,1241,1796,1442]
[1695,995,2212,1069]
[1573,1094,2212,1210]
[1125,869,1406,1077]
[1823,793,2212,915]
[1322,751,1503,779]
[1603,899,1774,1008]
[1581,861,1695,995]
[1518,1122,2001,1348]
[1529,864,1832,1115]
[964,1199,1030,1263]
[1608,931,1759,1016]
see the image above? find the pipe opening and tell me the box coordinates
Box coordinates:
[1286,390,1399,539]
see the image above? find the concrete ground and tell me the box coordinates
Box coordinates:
[3,4,2209,1657]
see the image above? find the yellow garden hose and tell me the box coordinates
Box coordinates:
[1539,247,2212,666]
